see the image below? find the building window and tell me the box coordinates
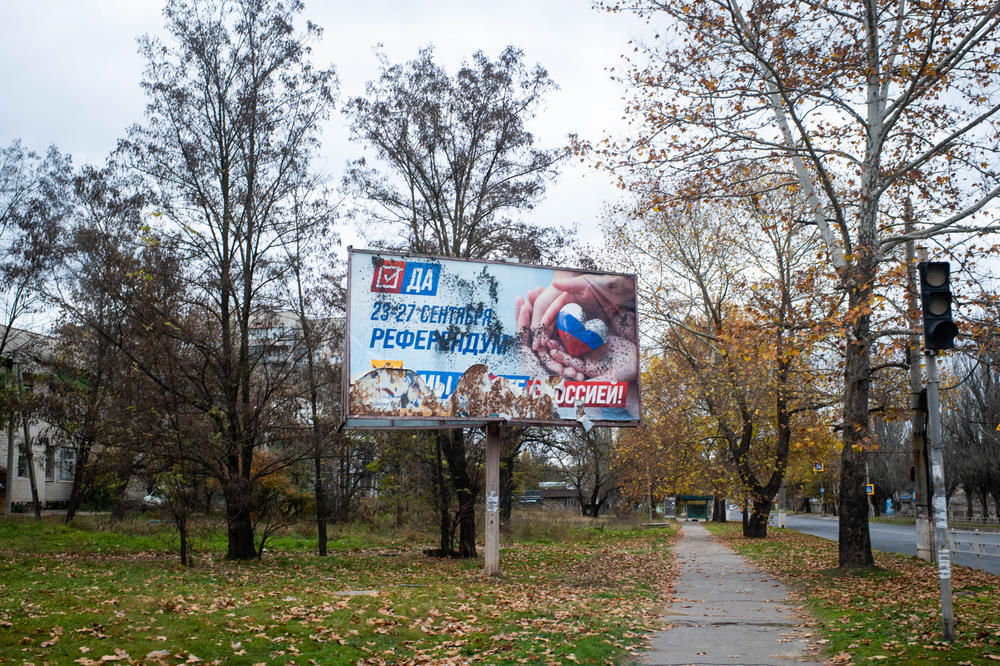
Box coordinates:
[59,448,76,481]
[45,446,55,482]
[17,451,28,478]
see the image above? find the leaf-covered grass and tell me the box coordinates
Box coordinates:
[704,522,1000,665]
[0,515,677,664]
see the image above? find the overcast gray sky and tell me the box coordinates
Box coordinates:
[0,0,653,251]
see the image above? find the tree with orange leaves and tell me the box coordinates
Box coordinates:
[615,354,734,514]
[607,185,838,536]
[596,0,1000,566]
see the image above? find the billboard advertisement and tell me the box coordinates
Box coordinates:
[343,249,640,429]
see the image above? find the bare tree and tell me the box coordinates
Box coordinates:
[0,140,71,354]
[281,182,345,554]
[344,45,566,261]
[553,427,618,517]
[119,0,337,559]
[344,46,567,557]
[46,164,145,522]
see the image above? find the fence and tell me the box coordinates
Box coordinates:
[947,514,1000,529]
[948,530,1000,570]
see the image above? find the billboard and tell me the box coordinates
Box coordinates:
[343,249,640,429]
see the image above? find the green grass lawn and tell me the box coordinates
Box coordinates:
[705,522,1000,665]
[0,514,677,664]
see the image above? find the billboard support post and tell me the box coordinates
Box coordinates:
[483,422,501,577]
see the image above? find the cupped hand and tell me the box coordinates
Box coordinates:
[515,294,585,380]
[548,335,638,383]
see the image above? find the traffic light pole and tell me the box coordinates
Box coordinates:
[925,351,954,641]
[907,236,933,561]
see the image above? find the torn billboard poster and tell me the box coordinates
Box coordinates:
[343,249,640,428]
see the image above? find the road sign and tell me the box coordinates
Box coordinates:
[865,483,875,495]
[813,462,824,472]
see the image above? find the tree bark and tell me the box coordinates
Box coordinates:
[963,484,975,518]
[433,433,453,556]
[712,496,727,522]
[314,448,327,556]
[744,493,771,538]
[64,443,92,523]
[224,474,256,560]
[837,274,876,568]
[499,449,514,531]
[439,430,476,558]
[15,367,41,520]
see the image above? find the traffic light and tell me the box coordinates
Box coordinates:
[917,261,958,350]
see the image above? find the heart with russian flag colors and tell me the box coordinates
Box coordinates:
[556,303,608,357]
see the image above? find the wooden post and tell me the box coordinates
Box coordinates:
[483,422,501,576]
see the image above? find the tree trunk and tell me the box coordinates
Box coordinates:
[64,444,92,523]
[439,430,476,558]
[16,367,41,521]
[712,496,727,522]
[743,492,771,538]
[4,416,14,518]
[837,278,875,568]
[433,433,453,556]
[224,475,256,560]
[19,433,41,520]
[178,513,191,567]
[109,476,130,522]
[314,448,327,556]
[744,493,770,538]
[741,492,748,531]
[499,449,514,532]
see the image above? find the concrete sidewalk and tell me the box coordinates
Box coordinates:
[639,522,822,666]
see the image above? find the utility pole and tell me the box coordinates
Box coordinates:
[865,461,874,518]
[906,215,933,561]
[925,352,955,640]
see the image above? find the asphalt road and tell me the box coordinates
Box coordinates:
[783,514,1000,575]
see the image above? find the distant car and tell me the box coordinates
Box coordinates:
[519,490,543,504]
[142,490,166,510]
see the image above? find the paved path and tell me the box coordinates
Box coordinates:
[640,523,821,666]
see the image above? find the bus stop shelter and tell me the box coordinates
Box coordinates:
[677,495,713,521]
